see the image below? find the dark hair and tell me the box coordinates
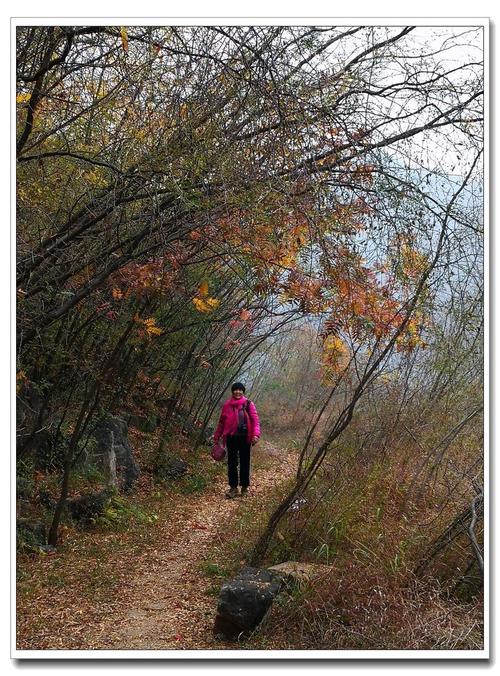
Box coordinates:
[231,382,246,393]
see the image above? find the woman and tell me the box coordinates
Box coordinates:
[213,382,261,498]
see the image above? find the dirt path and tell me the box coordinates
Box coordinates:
[89,439,296,650]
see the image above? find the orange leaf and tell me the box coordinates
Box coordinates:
[120,27,129,53]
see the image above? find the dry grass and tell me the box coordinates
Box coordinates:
[250,569,483,650]
[241,395,484,651]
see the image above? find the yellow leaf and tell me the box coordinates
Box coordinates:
[198,280,209,297]
[192,298,205,312]
[16,93,30,104]
[192,296,219,313]
[120,26,129,53]
[324,335,345,354]
[322,335,348,376]
[205,297,219,311]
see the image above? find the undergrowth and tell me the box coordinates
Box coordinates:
[239,419,484,651]
[16,426,217,621]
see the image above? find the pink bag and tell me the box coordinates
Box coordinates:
[211,439,226,461]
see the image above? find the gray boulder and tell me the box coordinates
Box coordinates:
[93,416,139,492]
[213,567,282,640]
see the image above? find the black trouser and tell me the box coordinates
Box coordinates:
[226,435,251,488]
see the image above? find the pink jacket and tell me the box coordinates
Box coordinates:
[214,396,261,444]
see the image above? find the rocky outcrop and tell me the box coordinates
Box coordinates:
[93,416,139,492]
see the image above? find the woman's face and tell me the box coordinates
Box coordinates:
[232,388,244,399]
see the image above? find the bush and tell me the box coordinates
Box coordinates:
[94,493,159,531]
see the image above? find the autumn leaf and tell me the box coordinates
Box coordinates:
[400,243,428,278]
[239,309,251,321]
[16,93,31,104]
[133,315,163,337]
[143,317,163,336]
[321,335,349,382]
[198,280,209,297]
[120,27,129,53]
[192,297,219,313]
[16,370,28,393]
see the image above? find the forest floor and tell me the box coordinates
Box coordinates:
[16,437,298,652]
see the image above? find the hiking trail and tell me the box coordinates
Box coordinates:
[87,439,295,650]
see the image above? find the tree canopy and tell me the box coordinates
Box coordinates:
[16,24,483,564]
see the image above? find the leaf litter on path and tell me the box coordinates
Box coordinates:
[17,439,297,651]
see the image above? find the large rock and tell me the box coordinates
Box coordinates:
[213,567,282,640]
[93,416,139,492]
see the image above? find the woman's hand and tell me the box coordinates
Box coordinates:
[251,437,259,446]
